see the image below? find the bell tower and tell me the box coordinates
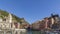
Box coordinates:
[8,13,12,23]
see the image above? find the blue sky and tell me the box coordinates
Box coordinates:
[0,0,60,24]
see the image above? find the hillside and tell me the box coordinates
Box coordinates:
[0,10,29,24]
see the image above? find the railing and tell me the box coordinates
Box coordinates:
[0,29,27,34]
[0,31,12,34]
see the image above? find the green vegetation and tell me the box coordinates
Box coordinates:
[0,10,9,18]
[0,9,28,24]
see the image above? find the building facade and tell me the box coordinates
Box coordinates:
[0,13,20,29]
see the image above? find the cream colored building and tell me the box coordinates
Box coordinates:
[0,13,26,34]
[0,13,12,29]
[0,13,21,29]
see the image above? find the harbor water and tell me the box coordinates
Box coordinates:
[0,30,60,34]
[26,30,60,34]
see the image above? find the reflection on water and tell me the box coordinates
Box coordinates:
[20,31,41,34]
[26,31,42,34]
[0,30,60,34]
[22,30,60,34]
